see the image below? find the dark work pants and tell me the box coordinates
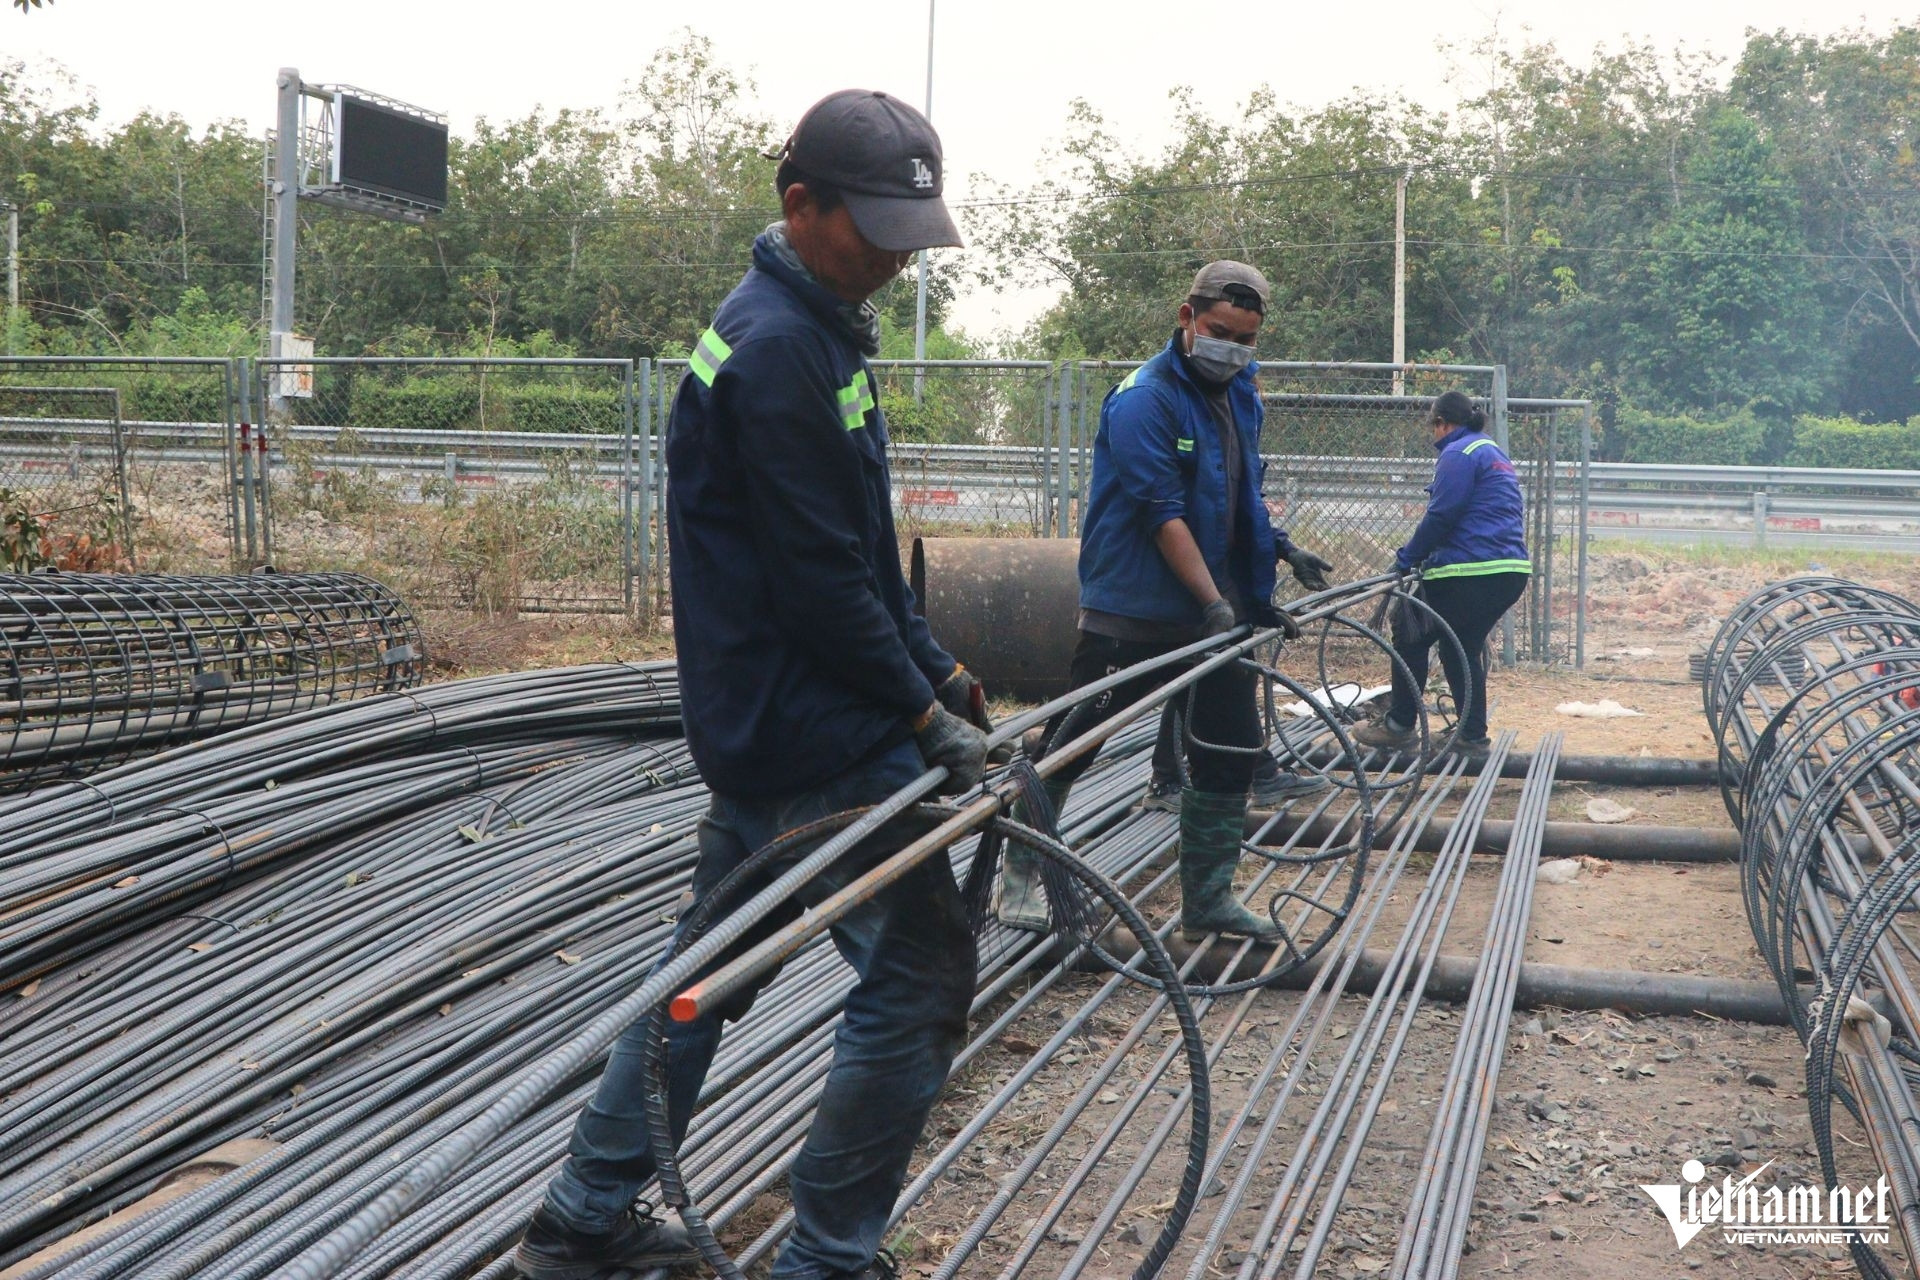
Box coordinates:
[1386,572,1529,741]
[543,739,978,1280]
[1040,631,1260,795]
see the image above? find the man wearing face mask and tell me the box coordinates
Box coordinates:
[997,261,1331,941]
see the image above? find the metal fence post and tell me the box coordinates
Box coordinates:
[1038,366,1055,536]
[622,359,639,616]
[1575,406,1591,670]
[228,357,247,566]
[1055,363,1073,537]
[1492,364,1515,667]
[1752,490,1770,548]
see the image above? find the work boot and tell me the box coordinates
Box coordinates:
[997,777,1071,933]
[1140,773,1182,813]
[1248,751,1328,808]
[1351,716,1417,750]
[1178,788,1283,943]
[513,1203,699,1280]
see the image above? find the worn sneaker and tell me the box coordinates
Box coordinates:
[513,1203,699,1280]
[1450,733,1492,753]
[1351,718,1417,750]
[1248,767,1329,808]
[1140,775,1182,812]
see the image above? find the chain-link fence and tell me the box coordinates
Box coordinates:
[0,354,1587,661]
[1508,398,1593,668]
[0,357,237,574]
[254,357,638,614]
[1065,360,1586,665]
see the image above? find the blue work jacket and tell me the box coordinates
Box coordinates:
[1078,337,1290,628]
[1394,425,1531,579]
[665,233,955,799]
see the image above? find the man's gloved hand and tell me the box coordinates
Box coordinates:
[1284,548,1334,592]
[1274,604,1303,641]
[1201,598,1238,637]
[915,703,989,794]
[937,663,1013,764]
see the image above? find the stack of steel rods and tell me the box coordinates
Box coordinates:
[0,662,687,995]
[4,577,1461,1280]
[1200,737,1516,1280]
[1703,576,1920,1277]
[1393,731,1562,1279]
[0,571,425,788]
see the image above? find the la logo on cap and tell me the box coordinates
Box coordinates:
[910,158,935,189]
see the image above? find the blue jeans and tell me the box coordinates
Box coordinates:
[542,738,978,1280]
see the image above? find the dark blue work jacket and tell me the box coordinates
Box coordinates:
[1394,425,1532,579]
[1077,337,1289,628]
[665,234,954,798]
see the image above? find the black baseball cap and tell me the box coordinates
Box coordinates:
[780,89,964,252]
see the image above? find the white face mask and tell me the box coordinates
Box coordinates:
[1188,332,1255,383]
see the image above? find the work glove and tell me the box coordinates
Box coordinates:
[915,703,989,794]
[1200,598,1238,638]
[937,663,1014,764]
[1284,547,1334,592]
[1250,597,1303,642]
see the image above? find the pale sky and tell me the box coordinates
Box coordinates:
[4,0,1912,337]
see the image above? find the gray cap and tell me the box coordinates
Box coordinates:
[1189,260,1271,311]
[781,89,964,253]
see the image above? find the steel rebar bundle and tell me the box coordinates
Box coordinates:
[0,570,424,789]
[1703,574,1920,1277]
[1,576,1478,1280]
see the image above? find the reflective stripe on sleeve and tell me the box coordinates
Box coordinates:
[836,376,877,430]
[688,327,733,387]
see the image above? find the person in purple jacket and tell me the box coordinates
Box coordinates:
[1354,390,1531,751]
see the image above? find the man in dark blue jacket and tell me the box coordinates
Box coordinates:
[998,262,1331,942]
[516,90,988,1280]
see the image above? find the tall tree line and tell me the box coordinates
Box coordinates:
[0,26,1915,428]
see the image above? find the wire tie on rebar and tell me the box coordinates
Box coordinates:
[449,745,486,791]
[151,805,241,898]
[399,690,442,741]
[66,777,118,827]
[632,740,680,783]
[172,912,241,935]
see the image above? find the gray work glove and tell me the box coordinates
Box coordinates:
[1284,548,1334,592]
[936,664,1013,764]
[915,703,989,794]
[1201,598,1238,637]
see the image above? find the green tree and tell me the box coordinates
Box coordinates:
[1619,106,1829,416]
[1731,26,1920,421]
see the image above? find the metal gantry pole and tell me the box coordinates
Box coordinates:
[269,69,301,423]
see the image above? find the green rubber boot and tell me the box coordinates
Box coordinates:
[997,777,1072,933]
[1179,788,1284,943]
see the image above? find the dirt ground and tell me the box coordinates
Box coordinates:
[436,546,1919,1280]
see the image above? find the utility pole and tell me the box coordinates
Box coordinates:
[1392,169,1407,397]
[913,0,934,404]
[269,67,301,418]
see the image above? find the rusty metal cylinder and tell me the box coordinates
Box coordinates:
[909,537,1080,703]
